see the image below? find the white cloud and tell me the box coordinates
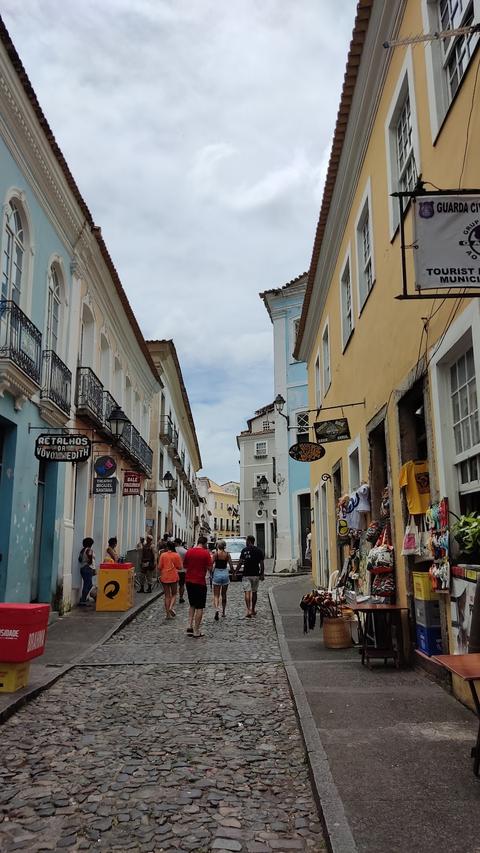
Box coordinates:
[1,0,357,482]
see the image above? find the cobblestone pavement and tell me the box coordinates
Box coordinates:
[0,581,325,852]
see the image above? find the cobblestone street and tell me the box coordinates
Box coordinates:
[0,582,325,852]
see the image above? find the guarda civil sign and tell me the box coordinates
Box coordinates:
[35,434,91,462]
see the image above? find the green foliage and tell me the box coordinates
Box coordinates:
[452,513,480,556]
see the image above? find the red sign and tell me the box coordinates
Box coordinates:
[123,471,142,496]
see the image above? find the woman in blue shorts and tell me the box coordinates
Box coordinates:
[212,540,233,621]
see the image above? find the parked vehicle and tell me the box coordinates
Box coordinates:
[224,537,246,580]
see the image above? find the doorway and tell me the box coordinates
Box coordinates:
[31,461,46,601]
[368,420,388,519]
[298,493,311,566]
[255,523,266,553]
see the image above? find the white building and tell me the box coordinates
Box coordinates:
[146,340,201,546]
[237,404,276,557]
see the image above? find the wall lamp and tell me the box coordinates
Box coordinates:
[144,470,177,498]
[108,404,129,443]
[257,475,276,497]
[274,394,289,426]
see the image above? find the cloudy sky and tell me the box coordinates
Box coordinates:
[2,0,356,484]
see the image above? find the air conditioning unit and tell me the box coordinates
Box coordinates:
[272,508,277,517]
[256,509,264,518]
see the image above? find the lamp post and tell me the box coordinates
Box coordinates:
[274,394,289,426]
[108,404,129,442]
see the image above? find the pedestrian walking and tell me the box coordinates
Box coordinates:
[237,535,265,618]
[138,534,156,592]
[158,542,181,618]
[104,536,119,563]
[174,537,187,603]
[211,540,233,620]
[78,537,95,606]
[183,535,212,638]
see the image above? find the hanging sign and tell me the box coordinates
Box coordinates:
[93,478,117,495]
[289,442,325,462]
[314,418,350,443]
[414,194,480,289]
[94,455,117,478]
[35,434,91,462]
[123,471,142,496]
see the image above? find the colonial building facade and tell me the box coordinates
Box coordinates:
[196,478,240,540]
[261,274,310,572]
[295,0,480,701]
[237,404,276,557]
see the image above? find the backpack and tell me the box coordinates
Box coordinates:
[78,548,85,564]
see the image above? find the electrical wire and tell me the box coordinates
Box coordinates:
[459,55,480,187]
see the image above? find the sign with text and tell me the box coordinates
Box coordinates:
[93,477,117,495]
[414,194,480,289]
[35,434,91,462]
[289,442,325,462]
[123,471,142,496]
[314,418,350,444]
[94,455,117,478]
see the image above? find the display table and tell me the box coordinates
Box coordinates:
[350,603,408,669]
[433,653,480,777]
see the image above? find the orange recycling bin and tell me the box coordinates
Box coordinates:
[96,563,134,612]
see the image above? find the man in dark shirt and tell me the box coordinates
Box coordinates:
[237,535,265,618]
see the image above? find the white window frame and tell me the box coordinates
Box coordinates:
[423,0,480,140]
[322,320,331,396]
[314,350,321,407]
[384,49,421,238]
[290,316,301,363]
[1,190,34,317]
[45,260,67,359]
[348,436,362,491]
[339,245,354,350]
[254,440,268,458]
[355,178,376,313]
[295,410,310,443]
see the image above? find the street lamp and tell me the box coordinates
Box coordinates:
[258,475,275,497]
[108,404,129,442]
[274,394,289,426]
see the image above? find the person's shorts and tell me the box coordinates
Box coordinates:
[242,576,260,593]
[178,569,186,585]
[212,569,229,587]
[161,581,177,595]
[186,581,207,609]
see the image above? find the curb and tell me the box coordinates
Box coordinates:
[268,586,358,853]
[0,589,164,724]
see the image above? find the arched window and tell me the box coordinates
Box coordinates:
[46,265,61,352]
[2,200,25,304]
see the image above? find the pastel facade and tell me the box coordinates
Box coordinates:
[197,478,240,540]
[237,404,276,557]
[296,0,480,699]
[146,340,201,546]
[261,274,310,571]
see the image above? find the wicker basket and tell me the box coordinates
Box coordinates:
[323,616,352,649]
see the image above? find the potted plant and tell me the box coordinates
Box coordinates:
[314,589,352,649]
[452,513,480,564]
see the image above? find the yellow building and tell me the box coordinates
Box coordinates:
[197,478,240,539]
[295,0,480,699]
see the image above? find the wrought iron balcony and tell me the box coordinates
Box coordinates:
[159,416,174,446]
[118,420,133,455]
[100,390,118,435]
[41,350,71,415]
[138,435,153,478]
[0,299,42,387]
[76,367,104,426]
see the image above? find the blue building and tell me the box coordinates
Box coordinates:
[0,145,73,603]
[261,273,310,571]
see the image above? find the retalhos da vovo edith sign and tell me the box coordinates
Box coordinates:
[34,434,91,462]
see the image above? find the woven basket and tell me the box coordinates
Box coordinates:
[323,616,352,649]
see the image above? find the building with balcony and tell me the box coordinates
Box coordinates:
[146,340,202,546]
[0,19,158,608]
[196,478,240,541]
[260,274,311,572]
[237,404,276,557]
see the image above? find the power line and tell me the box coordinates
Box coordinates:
[459,56,480,187]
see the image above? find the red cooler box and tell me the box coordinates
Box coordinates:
[99,562,134,571]
[0,604,50,662]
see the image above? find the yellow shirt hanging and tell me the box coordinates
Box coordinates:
[399,460,430,515]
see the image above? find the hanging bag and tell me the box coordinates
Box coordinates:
[401,516,420,556]
[367,526,394,574]
[414,515,432,563]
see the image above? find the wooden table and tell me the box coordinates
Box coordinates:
[433,653,480,777]
[350,603,408,669]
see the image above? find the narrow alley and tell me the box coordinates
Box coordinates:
[0,583,325,853]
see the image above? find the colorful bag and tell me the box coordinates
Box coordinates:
[367,527,394,574]
[401,516,420,556]
[414,516,432,563]
[372,572,395,596]
[366,520,383,543]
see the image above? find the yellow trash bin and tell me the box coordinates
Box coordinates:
[0,661,30,693]
[96,563,134,612]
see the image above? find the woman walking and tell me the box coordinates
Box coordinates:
[212,540,233,621]
[158,541,181,618]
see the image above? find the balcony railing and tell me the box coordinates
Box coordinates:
[0,299,42,385]
[159,416,174,445]
[76,366,104,425]
[101,390,118,434]
[138,436,153,477]
[41,350,71,414]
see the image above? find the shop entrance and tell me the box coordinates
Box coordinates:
[0,418,15,600]
[298,493,311,566]
[368,420,388,519]
[255,522,265,553]
[398,378,428,465]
